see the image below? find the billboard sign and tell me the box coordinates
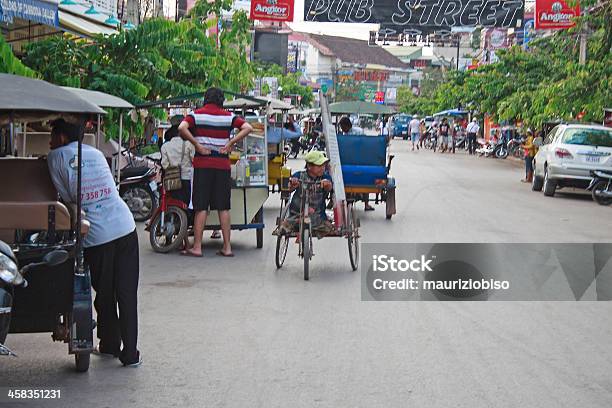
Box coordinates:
[250,0,295,22]
[304,0,525,28]
[535,0,579,30]
[0,0,58,27]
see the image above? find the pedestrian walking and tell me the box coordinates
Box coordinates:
[178,87,253,257]
[466,118,480,155]
[439,118,450,153]
[418,120,427,149]
[47,119,141,367]
[409,115,420,151]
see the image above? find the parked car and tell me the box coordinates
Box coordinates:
[532,124,612,196]
[392,115,411,139]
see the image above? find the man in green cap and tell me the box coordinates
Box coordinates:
[276,151,334,236]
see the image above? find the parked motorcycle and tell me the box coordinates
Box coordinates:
[588,170,612,206]
[0,241,68,356]
[284,136,308,159]
[113,145,159,222]
[493,139,509,159]
[507,136,525,158]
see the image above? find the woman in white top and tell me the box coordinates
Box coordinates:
[160,126,195,205]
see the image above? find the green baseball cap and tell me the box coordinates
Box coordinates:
[304,150,329,166]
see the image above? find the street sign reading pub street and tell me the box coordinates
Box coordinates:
[304,0,525,28]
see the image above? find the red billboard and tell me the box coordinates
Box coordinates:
[535,0,580,30]
[250,0,295,22]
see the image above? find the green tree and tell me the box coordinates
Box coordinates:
[0,36,38,78]
[23,3,254,139]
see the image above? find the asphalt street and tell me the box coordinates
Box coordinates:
[2,140,612,408]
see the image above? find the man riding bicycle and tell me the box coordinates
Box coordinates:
[275,151,334,236]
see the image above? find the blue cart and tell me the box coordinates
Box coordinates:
[337,134,397,219]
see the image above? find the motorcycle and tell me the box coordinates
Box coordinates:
[0,241,68,356]
[425,127,438,151]
[492,139,509,159]
[284,136,308,159]
[113,145,159,222]
[587,170,612,206]
[507,136,525,158]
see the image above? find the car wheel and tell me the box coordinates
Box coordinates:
[543,166,556,197]
[532,161,544,191]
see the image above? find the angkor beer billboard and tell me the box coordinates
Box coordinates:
[304,0,525,28]
[535,0,579,30]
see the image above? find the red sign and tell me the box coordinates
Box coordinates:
[250,0,294,22]
[535,0,580,30]
[353,70,390,82]
[374,91,385,104]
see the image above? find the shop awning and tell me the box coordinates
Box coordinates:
[59,10,117,37]
[329,101,396,115]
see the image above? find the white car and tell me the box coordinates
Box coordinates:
[532,124,612,196]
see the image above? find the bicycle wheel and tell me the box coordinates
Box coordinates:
[347,203,359,271]
[303,227,311,280]
[275,234,289,268]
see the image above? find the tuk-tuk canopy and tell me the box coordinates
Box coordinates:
[225,96,293,111]
[0,74,106,124]
[62,87,134,109]
[329,101,396,115]
[433,109,468,117]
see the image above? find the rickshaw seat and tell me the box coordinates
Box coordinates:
[0,202,71,230]
[0,158,73,239]
[338,134,387,166]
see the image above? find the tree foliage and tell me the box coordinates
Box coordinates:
[0,35,38,78]
[21,0,253,139]
[399,3,612,126]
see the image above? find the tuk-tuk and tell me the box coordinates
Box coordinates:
[0,74,102,371]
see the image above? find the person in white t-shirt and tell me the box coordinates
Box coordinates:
[466,118,480,155]
[47,119,141,367]
[409,116,421,151]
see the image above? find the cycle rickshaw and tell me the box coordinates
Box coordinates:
[274,179,359,280]
[274,95,360,280]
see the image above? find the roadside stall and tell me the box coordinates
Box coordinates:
[137,92,269,250]
[0,74,104,371]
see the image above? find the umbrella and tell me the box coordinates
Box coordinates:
[433,109,468,117]
[329,101,396,115]
[224,96,293,111]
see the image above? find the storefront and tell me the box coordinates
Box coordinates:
[1,0,118,55]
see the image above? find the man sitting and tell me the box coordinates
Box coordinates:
[276,151,334,236]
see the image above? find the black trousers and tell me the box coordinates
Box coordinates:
[467,133,477,155]
[84,230,139,364]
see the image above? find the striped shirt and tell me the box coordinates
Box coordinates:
[182,104,246,170]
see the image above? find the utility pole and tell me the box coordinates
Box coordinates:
[456,34,460,70]
[579,22,588,65]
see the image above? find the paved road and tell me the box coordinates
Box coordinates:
[2,140,612,408]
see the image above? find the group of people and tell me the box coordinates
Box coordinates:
[44,87,255,369]
[405,115,479,154]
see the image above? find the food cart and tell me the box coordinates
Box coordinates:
[224,96,296,203]
[138,92,270,249]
